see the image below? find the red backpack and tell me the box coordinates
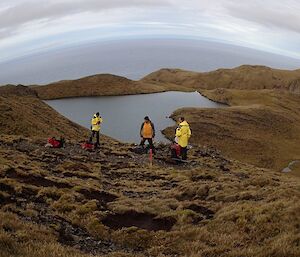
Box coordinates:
[48,137,62,148]
[81,142,94,151]
[171,143,181,158]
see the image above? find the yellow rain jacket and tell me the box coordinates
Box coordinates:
[176,121,191,148]
[91,114,103,132]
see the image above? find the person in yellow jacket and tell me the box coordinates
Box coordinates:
[140,116,156,153]
[175,117,191,160]
[89,112,103,148]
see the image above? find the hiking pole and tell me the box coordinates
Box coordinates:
[149,149,153,169]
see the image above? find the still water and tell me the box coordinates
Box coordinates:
[2,39,300,85]
[46,91,223,143]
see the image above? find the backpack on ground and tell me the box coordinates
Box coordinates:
[170,143,181,159]
[46,137,64,148]
[81,141,95,151]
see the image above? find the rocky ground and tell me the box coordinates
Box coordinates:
[1,135,299,257]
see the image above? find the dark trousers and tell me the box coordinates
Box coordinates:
[89,130,100,147]
[180,146,188,160]
[140,138,155,153]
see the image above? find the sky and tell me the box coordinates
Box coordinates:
[0,0,300,62]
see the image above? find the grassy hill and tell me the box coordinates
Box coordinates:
[31,65,300,100]
[0,89,299,256]
[2,65,300,256]
[141,65,300,172]
[0,85,88,139]
[142,65,300,92]
[164,89,300,171]
[31,74,187,100]
[25,65,300,171]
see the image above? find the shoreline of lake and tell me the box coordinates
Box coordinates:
[46,91,224,143]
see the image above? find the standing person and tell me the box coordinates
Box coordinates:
[89,112,103,148]
[140,116,155,153]
[176,117,191,160]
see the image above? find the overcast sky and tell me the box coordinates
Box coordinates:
[0,0,300,62]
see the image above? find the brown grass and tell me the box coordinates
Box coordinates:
[142,65,300,93]
[0,95,87,139]
[26,65,300,172]
[164,89,300,172]
[1,68,300,256]
[1,134,299,257]
[31,65,300,100]
[31,73,188,100]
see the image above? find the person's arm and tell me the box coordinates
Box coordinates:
[99,117,103,124]
[188,127,192,138]
[140,123,144,137]
[176,127,182,137]
[151,122,156,138]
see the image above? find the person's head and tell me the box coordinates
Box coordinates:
[96,112,100,117]
[178,117,185,123]
[144,116,150,122]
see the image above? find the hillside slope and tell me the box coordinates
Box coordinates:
[26,66,300,171]
[31,74,187,100]
[0,86,299,257]
[0,85,88,139]
[164,89,300,171]
[30,65,300,100]
[142,65,300,93]
[1,136,299,257]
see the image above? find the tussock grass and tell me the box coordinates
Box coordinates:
[1,83,300,256]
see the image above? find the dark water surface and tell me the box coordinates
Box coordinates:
[1,39,300,85]
[46,91,223,143]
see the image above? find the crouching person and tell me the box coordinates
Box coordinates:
[175,117,191,160]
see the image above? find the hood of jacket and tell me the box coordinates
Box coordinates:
[179,121,189,127]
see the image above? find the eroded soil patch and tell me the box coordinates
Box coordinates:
[186,204,215,219]
[78,188,118,205]
[102,211,176,232]
[4,168,72,188]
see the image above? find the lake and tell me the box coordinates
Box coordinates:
[46,91,223,143]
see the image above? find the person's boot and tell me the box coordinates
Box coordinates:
[94,143,100,150]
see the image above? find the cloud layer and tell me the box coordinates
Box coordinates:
[0,0,299,61]
[0,0,168,29]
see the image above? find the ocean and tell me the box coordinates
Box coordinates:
[0,39,300,85]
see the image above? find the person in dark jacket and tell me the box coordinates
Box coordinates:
[140,116,155,153]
